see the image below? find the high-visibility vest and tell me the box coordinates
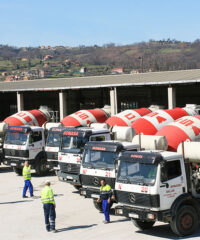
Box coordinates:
[41,186,55,204]
[100,184,112,200]
[23,166,31,180]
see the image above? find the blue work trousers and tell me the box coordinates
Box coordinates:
[43,203,56,231]
[22,180,33,197]
[102,199,110,222]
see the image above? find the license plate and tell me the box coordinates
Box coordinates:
[129,213,139,218]
[91,194,100,198]
[11,163,17,166]
[67,176,73,180]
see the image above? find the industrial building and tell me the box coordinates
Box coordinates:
[1,69,200,121]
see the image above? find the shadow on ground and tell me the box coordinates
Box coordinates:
[0,200,33,204]
[57,224,97,232]
[136,223,200,239]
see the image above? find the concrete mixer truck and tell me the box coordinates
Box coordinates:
[114,143,200,237]
[3,125,49,175]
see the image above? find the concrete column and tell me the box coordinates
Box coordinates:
[168,87,176,109]
[59,91,67,121]
[17,92,24,112]
[110,87,118,116]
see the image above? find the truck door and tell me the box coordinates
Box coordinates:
[159,159,185,210]
[29,131,43,159]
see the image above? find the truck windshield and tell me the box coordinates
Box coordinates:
[5,131,28,145]
[82,149,118,170]
[46,132,60,147]
[117,161,158,186]
[61,135,88,152]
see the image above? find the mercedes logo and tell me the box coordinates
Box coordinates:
[93,177,99,186]
[11,149,15,156]
[129,193,136,203]
[67,164,72,172]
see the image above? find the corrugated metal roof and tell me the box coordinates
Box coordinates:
[0,69,200,92]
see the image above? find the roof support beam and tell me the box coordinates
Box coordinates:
[168,86,176,109]
[110,87,118,116]
[17,92,24,112]
[59,91,67,121]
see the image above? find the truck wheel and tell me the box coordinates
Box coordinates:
[73,185,81,191]
[13,167,22,176]
[132,219,155,230]
[170,205,198,237]
[35,158,48,176]
[93,199,102,212]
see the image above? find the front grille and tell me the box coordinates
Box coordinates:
[4,149,29,158]
[48,160,58,167]
[46,151,58,160]
[80,175,115,188]
[116,190,160,208]
[59,162,80,174]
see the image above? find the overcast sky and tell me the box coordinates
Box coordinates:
[0,0,200,47]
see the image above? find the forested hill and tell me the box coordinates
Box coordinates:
[1,39,200,80]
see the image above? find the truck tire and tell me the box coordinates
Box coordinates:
[170,205,198,237]
[13,167,22,176]
[132,219,155,230]
[35,158,48,176]
[93,199,113,212]
[93,199,103,212]
[73,185,81,191]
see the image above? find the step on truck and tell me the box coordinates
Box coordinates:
[115,145,200,237]
[57,127,111,189]
[79,141,140,210]
[3,126,47,175]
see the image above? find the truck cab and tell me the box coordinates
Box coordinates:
[45,127,64,172]
[3,126,47,175]
[57,127,111,189]
[115,150,200,237]
[80,141,139,210]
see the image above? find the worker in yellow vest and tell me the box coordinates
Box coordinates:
[97,179,112,223]
[41,180,56,233]
[22,161,33,198]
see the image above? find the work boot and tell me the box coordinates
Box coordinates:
[103,220,110,224]
[52,230,57,233]
[23,196,28,198]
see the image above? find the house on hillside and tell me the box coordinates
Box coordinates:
[43,55,53,61]
[112,68,123,74]
[4,75,20,82]
[80,67,87,73]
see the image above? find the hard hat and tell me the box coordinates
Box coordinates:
[45,179,50,184]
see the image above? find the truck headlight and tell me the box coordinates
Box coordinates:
[147,213,155,220]
[116,208,123,215]
[80,190,86,196]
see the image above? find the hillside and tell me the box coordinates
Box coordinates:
[1,39,200,81]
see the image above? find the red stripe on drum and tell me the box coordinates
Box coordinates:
[131,118,158,135]
[133,108,152,116]
[61,116,82,126]
[87,109,108,123]
[156,125,192,151]
[4,116,24,126]
[30,110,47,126]
[106,116,128,126]
[165,108,189,120]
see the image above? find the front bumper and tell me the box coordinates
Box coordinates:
[46,160,60,170]
[115,205,171,222]
[79,187,100,199]
[57,171,81,186]
[3,158,35,168]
